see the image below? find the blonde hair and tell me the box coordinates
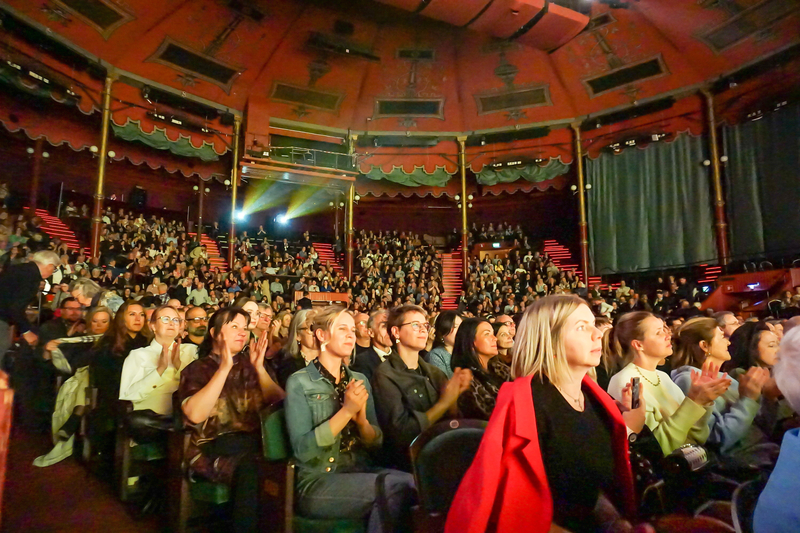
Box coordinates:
[510,294,585,387]
[672,317,717,370]
[312,305,348,340]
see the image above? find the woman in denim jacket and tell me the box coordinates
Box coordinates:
[285,306,416,532]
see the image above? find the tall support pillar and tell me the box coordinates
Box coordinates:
[458,137,469,282]
[346,184,355,281]
[29,138,43,211]
[91,75,114,260]
[702,90,730,266]
[228,115,242,267]
[197,179,205,240]
[571,124,590,286]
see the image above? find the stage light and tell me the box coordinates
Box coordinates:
[276,214,289,225]
[236,210,247,221]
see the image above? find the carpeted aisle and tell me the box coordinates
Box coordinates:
[2,427,161,533]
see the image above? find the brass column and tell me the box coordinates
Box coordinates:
[346,184,355,281]
[228,115,241,267]
[458,137,469,281]
[29,138,43,211]
[702,90,730,266]
[91,75,114,260]
[571,124,590,286]
[197,179,205,240]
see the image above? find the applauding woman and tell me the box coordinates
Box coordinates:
[607,312,730,456]
[447,295,640,533]
[179,308,284,533]
[285,306,415,532]
[671,318,771,458]
[373,305,472,471]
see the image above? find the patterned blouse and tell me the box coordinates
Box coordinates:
[457,357,512,421]
[178,353,264,483]
[312,359,359,454]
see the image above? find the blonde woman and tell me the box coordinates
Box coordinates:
[607,312,729,456]
[447,295,642,533]
[284,306,415,532]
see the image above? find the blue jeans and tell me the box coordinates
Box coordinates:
[297,468,416,533]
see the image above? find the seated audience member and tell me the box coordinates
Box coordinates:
[180,307,284,533]
[671,318,773,462]
[120,305,198,443]
[34,307,114,467]
[70,278,124,314]
[607,311,729,455]
[754,326,800,532]
[451,318,511,420]
[276,308,318,388]
[183,306,208,345]
[491,321,514,366]
[713,311,741,340]
[88,301,152,458]
[372,305,472,471]
[726,322,791,441]
[285,306,415,531]
[426,310,462,378]
[350,309,392,382]
[447,295,641,533]
[354,312,371,355]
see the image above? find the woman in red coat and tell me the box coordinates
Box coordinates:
[446,295,643,533]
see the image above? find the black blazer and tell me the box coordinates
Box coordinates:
[350,346,383,382]
[372,351,448,471]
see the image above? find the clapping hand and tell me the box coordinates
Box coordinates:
[343,379,368,420]
[215,331,234,371]
[687,360,730,406]
[738,366,770,401]
[248,333,269,372]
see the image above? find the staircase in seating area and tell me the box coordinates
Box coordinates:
[441,247,463,310]
[697,263,723,285]
[25,208,82,251]
[312,242,342,273]
[189,233,227,271]
[542,239,602,288]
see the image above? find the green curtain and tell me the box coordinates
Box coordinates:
[363,165,452,187]
[723,103,800,259]
[475,159,570,186]
[586,133,717,273]
[111,120,222,161]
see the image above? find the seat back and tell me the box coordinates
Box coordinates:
[732,478,767,533]
[261,404,290,461]
[410,419,487,514]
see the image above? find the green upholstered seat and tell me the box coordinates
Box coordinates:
[293,516,366,533]
[189,480,231,505]
[129,442,167,462]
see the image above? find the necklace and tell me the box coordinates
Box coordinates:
[556,385,585,410]
[635,365,661,386]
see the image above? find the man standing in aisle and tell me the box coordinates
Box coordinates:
[0,251,60,368]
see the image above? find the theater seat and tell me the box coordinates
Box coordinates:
[114,401,168,502]
[409,419,488,533]
[261,406,366,533]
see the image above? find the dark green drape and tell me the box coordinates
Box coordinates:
[723,103,800,259]
[586,133,717,273]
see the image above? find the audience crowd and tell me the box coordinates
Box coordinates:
[0,205,798,533]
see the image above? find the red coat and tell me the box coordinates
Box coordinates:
[445,375,636,533]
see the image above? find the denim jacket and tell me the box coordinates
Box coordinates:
[285,361,383,479]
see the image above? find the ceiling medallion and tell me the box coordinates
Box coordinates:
[176,73,200,88]
[307,58,331,88]
[40,3,72,25]
[291,105,311,118]
[505,110,527,121]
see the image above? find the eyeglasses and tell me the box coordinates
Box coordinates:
[496,320,513,327]
[401,322,430,332]
[356,320,367,326]
[157,316,183,325]
[186,317,208,323]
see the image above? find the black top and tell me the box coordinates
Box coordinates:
[531,376,614,533]
[0,262,43,333]
[349,346,383,383]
